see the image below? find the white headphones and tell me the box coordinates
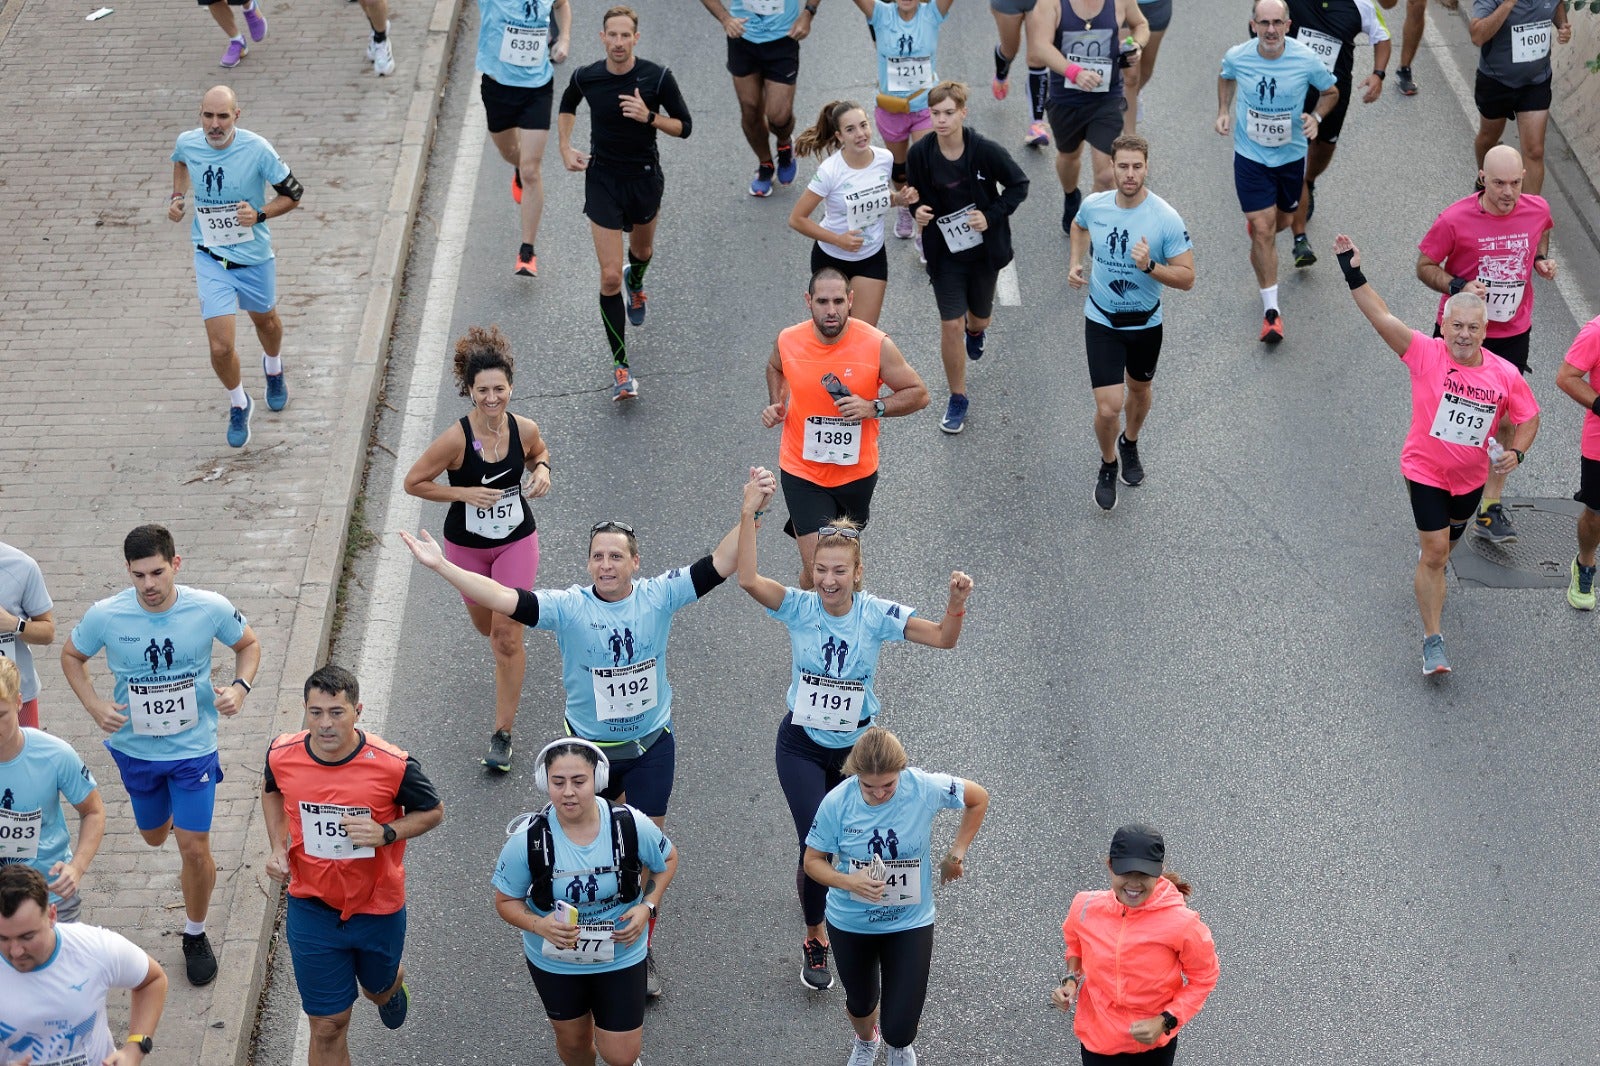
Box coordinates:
[533,737,611,794]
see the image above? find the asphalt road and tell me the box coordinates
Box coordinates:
[253,1,1600,1063]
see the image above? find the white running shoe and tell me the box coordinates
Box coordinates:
[886,1045,917,1066]
[846,1031,882,1066]
[371,34,395,75]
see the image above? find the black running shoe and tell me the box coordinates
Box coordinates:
[1095,460,1118,511]
[1117,434,1144,486]
[183,932,218,986]
[483,729,513,772]
[801,937,835,990]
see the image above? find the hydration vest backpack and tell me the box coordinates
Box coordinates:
[517,802,642,911]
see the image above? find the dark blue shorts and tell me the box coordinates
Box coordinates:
[1233,153,1305,215]
[597,727,675,818]
[285,895,407,1017]
[107,747,222,833]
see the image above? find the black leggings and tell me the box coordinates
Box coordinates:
[1081,1039,1177,1065]
[827,923,935,1050]
[774,712,853,927]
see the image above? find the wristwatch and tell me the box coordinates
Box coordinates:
[1372,68,1386,79]
[125,1034,154,1054]
[1448,276,1467,296]
[381,823,398,846]
[1141,261,1156,274]
[1160,1011,1178,1033]
[1512,448,1526,465]
[804,2,819,12]
[14,618,24,635]
[644,900,658,917]
[872,398,885,418]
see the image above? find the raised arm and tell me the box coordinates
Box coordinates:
[398,529,522,614]
[737,471,788,609]
[714,466,778,579]
[1334,235,1415,357]
[904,571,973,649]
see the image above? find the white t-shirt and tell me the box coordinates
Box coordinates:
[805,147,895,263]
[0,922,150,1066]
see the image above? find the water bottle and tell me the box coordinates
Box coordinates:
[1486,436,1505,463]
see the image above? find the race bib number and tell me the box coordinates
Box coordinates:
[1068,55,1112,93]
[0,808,42,860]
[743,0,784,14]
[466,485,522,540]
[0,631,14,661]
[1246,108,1294,147]
[591,659,658,720]
[848,857,922,905]
[500,24,548,67]
[886,56,934,95]
[541,922,616,964]
[794,673,865,732]
[1480,277,1526,323]
[802,416,862,465]
[1429,391,1498,448]
[844,178,893,232]
[1510,20,1552,64]
[1296,27,1341,72]
[128,678,199,736]
[298,802,376,860]
[31,1054,89,1066]
[196,203,254,248]
[935,205,983,253]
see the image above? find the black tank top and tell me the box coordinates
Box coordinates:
[443,415,536,548]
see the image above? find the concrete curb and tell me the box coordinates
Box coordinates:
[196,0,467,1060]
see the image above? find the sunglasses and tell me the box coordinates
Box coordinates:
[590,520,635,536]
[817,526,860,540]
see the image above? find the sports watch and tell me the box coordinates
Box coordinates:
[381,823,398,846]
[872,399,885,418]
[125,1034,154,1054]
[1161,1011,1178,1033]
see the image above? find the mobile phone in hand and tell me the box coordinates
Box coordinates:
[821,373,851,401]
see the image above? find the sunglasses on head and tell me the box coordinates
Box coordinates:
[590,521,635,536]
[817,526,860,540]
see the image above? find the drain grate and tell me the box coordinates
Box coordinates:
[1452,497,1584,589]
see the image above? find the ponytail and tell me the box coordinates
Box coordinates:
[1163,870,1193,899]
[794,99,865,159]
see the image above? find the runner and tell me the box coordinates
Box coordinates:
[1468,0,1571,195]
[789,99,910,327]
[1285,0,1390,268]
[1555,315,1600,610]
[263,665,444,1065]
[1334,234,1539,675]
[801,727,988,1064]
[494,739,676,1066]
[199,0,268,69]
[0,539,56,730]
[0,657,105,924]
[0,865,168,1066]
[904,81,1029,435]
[59,523,261,984]
[1026,0,1149,232]
[400,467,777,998]
[850,0,958,256]
[1416,144,1554,543]
[558,5,693,402]
[1122,0,1172,130]
[1067,133,1194,510]
[169,85,304,447]
[403,325,551,772]
[700,0,816,196]
[478,0,572,276]
[762,267,929,585]
[988,0,1053,148]
[736,478,973,995]
[1050,824,1220,1064]
[1215,0,1337,343]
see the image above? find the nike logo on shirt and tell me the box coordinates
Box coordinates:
[482,470,512,484]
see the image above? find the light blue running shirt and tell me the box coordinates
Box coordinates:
[170,128,291,266]
[0,729,98,905]
[477,0,557,88]
[492,799,672,975]
[1075,190,1192,329]
[872,2,948,111]
[730,0,802,43]
[806,767,966,934]
[68,586,247,761]
[534,567,700,742]
[1219,37,1335,166]
[770,588,913,750]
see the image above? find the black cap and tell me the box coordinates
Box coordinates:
[1109,824,1165,876]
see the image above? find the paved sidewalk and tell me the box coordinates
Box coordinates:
[0,0,461,1061]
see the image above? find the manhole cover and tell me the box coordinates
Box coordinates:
[1452,497,1584,589]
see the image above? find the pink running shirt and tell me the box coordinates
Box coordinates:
[1562,317,1600,461]
[1418,192,1552,338]
[1400,331,1538,494]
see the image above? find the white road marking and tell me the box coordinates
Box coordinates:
[996,261,1021,306]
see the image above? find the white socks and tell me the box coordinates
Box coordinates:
[1260,285,1279,313]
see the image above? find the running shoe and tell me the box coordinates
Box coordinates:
[894,206,914,240]
[515,245,537,277]
[965,329,985,361]
[914,229,925,265]
[263,358,288,411]
[182,932,218,986]
[623,271,647,326]
[992,75,1010,101]
[220,37,248,68]
[243,1,268,41]
[1474,503,1517,544]
[645,950,662,998]
[775,143,797,186]
[1421,634,1450,676]
[226,394,254,448]
[939,393,969,434]
[1304,178,1316,221]
[1061,188,1081,234]
[1095,460,1118,511]
[378,983,409,1029]
[371,35,395,76]
[1395,66,1417,96]
[801,937,834,990]
[847,1030,883,1066]
[1117,433,1144,486]
[886,1044,917,1066]
[483,729,513,771]
[1292,235,1317,268]
[512,168,523,204]
[1025,120,1050,148]
[1260,309,1284,345]
[1569,558,1597,611]
[750,163,776,198]
[612,366,638,402]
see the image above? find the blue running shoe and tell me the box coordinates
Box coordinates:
[750,164,776,198]
[776,143,797,186]
[965,329,985,360]
[939,393,969,434]
[226,394,253,448]
[377,983,409,1029]
[263,357,288,411]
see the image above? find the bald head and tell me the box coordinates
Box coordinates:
[1253,0,1289,22]
[199,86,241,148]
[202,85,238,113]
[1483,144,1523,181]
[1479,143,1525,213]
